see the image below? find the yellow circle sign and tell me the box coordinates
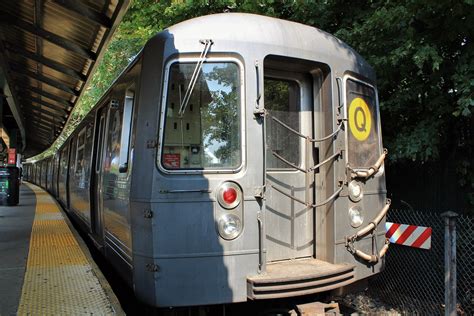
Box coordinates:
[348,97,372,141]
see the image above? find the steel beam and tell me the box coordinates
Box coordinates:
[26,124,61,140]
[26,119,56,133]
[53,0,113,28]
[19,95,69,115]
[26,110,56,123]
[28,105,67,120]
[9,63,79,96]
[26,115,55,127]
[30,127,60,138]
[23,86,74,109]
[4,43,87,82]
[0,12,97,61]
[27,125,53,138]
[27,124,53,135]
[26,110,65,125]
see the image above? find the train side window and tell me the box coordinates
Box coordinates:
[95,113,105,173]
[75,128,85,171]
[59,144,69,200]
[119,86,134,173]
[70,136,78,176]
[75,127,86,188]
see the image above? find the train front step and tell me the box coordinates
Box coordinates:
[247,259,355,300]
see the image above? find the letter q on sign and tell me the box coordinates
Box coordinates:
[348,97,372,141]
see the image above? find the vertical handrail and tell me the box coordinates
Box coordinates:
[255,59,265,273]
[305,136,311,237]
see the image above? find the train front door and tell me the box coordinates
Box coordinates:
[264,70,315,262]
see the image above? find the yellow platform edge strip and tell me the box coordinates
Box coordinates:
[17,183,115,315]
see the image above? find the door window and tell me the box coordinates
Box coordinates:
[265,78,301,170]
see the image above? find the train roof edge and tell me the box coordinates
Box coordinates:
[163,13,374,76]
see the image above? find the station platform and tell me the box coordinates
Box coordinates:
[0,183,123,315]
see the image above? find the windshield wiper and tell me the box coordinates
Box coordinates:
[178,39,213,117]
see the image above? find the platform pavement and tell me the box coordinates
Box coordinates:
[0,183,124,315]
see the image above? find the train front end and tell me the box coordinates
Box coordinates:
[129,13,390,307]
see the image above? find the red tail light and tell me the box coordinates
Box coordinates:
[217,182,242,209]
[223,187,237,205]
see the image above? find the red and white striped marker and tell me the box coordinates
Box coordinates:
[385,222,432,250]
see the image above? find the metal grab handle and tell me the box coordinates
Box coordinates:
[270,150,307,172]
[349,148,388,179]
[269,183,307,206]
[268,112,343,143]
[159,189,212,194]
[308,151,341,172]
[346,199,391,263]
[269,184,343,209]
[271,150,341,174]
[309,123,343,143]
[257,213,264,272]
[348,199,391,240]
[353,239,390,263]
[311,186,343,208]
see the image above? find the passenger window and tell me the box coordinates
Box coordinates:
[75,129,85,171]
[75,128,86,188]
[95,113,105,173]
[119,86,134,173]
[264,78,301,169]
[161,62,241,170]
[70,137,77,175]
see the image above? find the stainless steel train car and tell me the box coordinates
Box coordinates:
[23,13,391,307]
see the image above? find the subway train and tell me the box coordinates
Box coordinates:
[23,13,391,308]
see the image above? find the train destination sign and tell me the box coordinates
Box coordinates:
[348,97,372,141]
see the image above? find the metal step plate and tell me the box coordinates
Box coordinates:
[247,259,355,300]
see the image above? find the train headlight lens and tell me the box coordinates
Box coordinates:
[218,214,242,240]
[217,182,242,209]
[349,206,364,228]
[348,180,363,202]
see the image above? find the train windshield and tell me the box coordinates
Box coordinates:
[161,61,241,170]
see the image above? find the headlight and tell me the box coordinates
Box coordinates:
[348,180,363,202]
[349,206,364,228]
[218,214,242,240]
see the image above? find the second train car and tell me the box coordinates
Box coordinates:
[24,13,391,307]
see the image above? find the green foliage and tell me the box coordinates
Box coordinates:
[29,0,473,207]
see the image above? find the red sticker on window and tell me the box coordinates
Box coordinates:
[163,153,180,168]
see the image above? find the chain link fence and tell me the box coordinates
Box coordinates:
[368,209,474,315]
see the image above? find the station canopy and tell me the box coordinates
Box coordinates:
[0,0,130,157]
